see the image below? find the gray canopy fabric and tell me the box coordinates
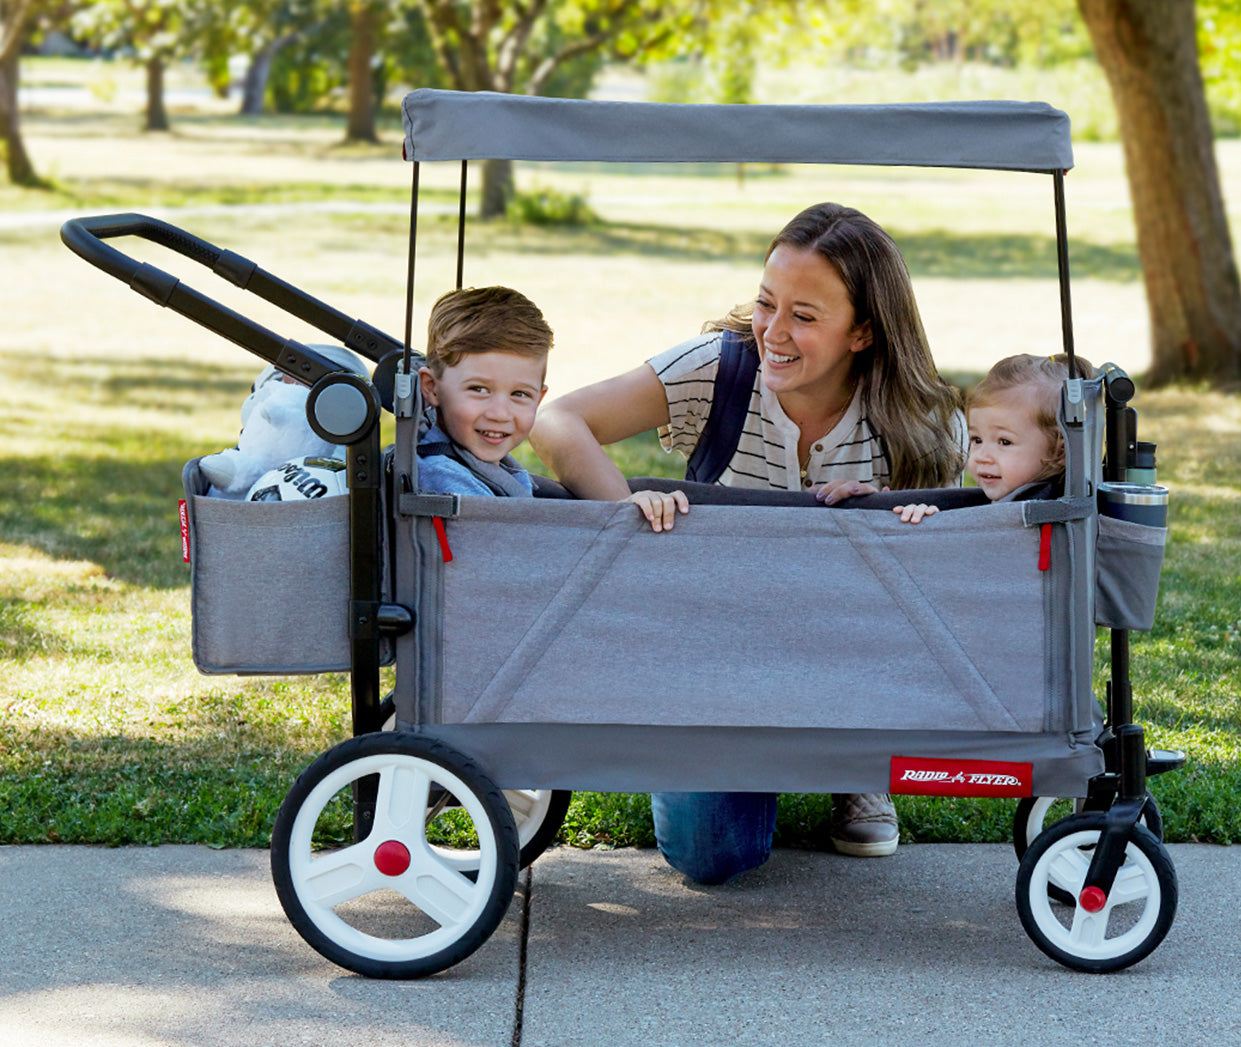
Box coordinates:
[401,89,1073,172]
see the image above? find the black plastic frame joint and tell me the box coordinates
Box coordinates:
[130,262,179,306]
[212,249,258,288]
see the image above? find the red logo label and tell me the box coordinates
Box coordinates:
[890,757,1032,797]
[179,500,190,563]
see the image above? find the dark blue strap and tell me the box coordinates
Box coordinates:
[684,330,760,484]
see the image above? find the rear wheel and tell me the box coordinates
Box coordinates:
[1016,811,1177,973]
[1013,794,1163,861]
[506,789,571,868]
[271,732,518,978]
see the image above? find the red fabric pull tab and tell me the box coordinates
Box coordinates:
[1038,523,1052,571]
[432,516,453,563]
[179,500,190,563]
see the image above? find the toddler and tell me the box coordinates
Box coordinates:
[816,353,1094,520]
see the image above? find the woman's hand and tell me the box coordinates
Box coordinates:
[893,503,938,524]
[813,479,887,504]
[626,489,690,532]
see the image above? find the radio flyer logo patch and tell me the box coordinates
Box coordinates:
[890,757,1032,797]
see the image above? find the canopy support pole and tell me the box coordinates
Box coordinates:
[456,160,468,289]
[403,161,421,374]
[1053,170,1077,378]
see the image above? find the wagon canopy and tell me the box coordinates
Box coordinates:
[401,89,1073,172]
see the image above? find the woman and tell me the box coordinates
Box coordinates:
[529,202,964,884]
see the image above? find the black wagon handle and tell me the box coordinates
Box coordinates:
[60,212,404,383]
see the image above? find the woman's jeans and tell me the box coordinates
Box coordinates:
[650,791,779,885]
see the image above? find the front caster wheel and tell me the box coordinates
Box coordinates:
[271,732,518,978]
[1016,812,1177,973]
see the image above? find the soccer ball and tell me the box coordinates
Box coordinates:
[246,457,348,502]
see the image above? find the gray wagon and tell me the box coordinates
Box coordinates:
[63,89,1180,977]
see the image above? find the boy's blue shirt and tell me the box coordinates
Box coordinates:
[416,423,534,497]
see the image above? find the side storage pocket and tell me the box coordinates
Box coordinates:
[183,460,351,673]
[1095,515,1166,631]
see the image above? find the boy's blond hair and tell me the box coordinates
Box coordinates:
[968,353,1095,480]
[425,286,553,377]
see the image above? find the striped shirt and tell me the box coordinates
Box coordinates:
[648,332,890,491]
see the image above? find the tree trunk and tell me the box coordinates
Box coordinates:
[241,35,295,116]
[0,42,38,185]
[145,56,170,132]
[1078,0,1241,386]
[480,158,514,219]
[345,2,378,143]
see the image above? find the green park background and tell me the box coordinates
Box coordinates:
[0,2,1238,851]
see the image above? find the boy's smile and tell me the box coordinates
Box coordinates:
[420,351,548,463]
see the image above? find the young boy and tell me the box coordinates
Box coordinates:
[417,286,551,497]
[815,353,1094,520]
[417,286,688,528]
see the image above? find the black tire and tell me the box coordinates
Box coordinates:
[509,789,572,868]
[271,732,518,979]
[1016,811,1177,973]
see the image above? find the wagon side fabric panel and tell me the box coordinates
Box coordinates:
[183,460,352,674]
[432,500,1055,735]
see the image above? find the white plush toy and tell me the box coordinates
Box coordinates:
[201,344,368,499]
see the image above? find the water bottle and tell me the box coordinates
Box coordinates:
[1097,481,1168,528]
[1126,441,1158,485]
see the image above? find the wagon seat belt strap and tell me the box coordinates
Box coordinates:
[684,330,760,485]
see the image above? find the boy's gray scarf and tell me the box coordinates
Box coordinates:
[421,419,532,498]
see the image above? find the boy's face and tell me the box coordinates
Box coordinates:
[420,351,547,463]
[966,393,1055,500]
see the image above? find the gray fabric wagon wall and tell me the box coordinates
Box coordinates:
[413,499,1062,735]
[393,494,1101,795]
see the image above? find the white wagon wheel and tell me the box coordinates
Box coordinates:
[271,732,518,978]
[1015,811,1177,973]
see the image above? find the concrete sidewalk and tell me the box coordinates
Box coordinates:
[1,843,1237,1047]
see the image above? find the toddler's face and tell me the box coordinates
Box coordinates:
[966,394,1054,500]
[420,351,547,463]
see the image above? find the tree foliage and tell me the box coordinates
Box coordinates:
[409,0,724,214]
[1198,0,1241,132]
[796,0,1092,69]
[73,0,186,129]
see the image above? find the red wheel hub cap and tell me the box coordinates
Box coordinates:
[1078,885,1107,912]
[374,840,411,876]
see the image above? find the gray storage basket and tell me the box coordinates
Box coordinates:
[1095,514,1167,631]
[183,459,351,674]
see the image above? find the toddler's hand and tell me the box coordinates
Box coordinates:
[814,479,887,505]
[893,503,938,524]
[626,489,689,533]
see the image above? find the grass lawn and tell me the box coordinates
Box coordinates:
[2,71,1239,851]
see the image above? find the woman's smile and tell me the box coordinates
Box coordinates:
[751,245,871,408]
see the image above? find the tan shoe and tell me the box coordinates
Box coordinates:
[831,793,899,857]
